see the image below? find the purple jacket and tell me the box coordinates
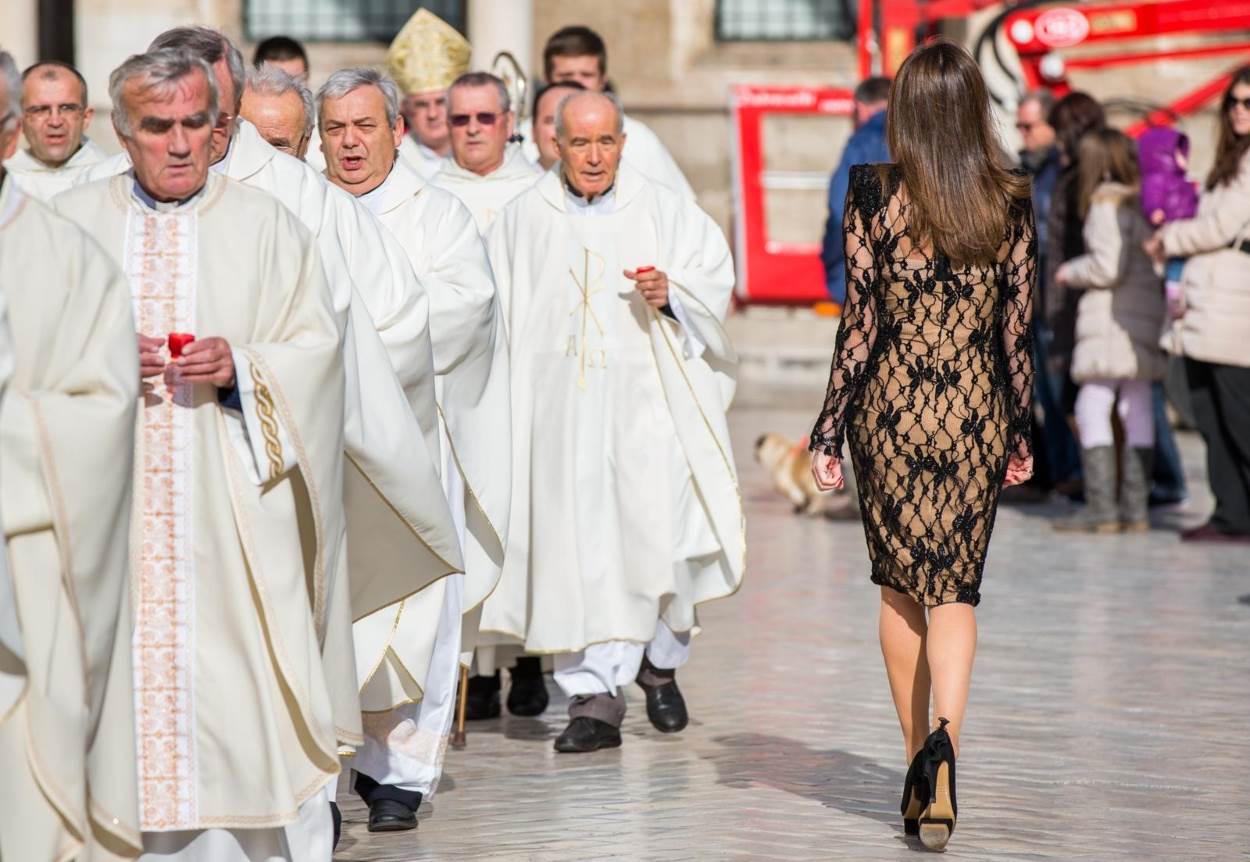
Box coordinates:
[1139,126,1198,224]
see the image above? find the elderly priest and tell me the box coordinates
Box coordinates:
[432,71,540,233]
[485,90,744,753]
[0,50,141,862]
[56,48,350,860]
[318,67,511,830]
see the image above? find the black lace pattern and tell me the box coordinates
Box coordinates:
[810,164,1036,606]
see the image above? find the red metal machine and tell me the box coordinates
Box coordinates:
[732,2,1250,306]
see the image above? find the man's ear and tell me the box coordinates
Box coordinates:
[82,105,95,131]
[393,114,406,149]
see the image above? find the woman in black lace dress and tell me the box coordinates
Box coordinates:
[809,41,1036,850]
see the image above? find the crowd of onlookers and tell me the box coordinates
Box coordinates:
[822,69,1250,541]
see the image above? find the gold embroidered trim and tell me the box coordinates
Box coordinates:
[249,363,284,482]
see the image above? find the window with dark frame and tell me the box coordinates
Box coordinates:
[715,0,857,42]
[244,0,465,43]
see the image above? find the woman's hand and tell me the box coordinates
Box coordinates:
[812,451,845,492]
[1003,454,1034,488]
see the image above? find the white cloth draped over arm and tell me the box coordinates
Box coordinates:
[657,194,738,365]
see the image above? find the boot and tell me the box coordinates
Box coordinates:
[1054,446,1119,533]
[1120,446,1154,532]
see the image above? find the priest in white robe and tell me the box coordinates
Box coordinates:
[57,49,349,860]
[75,33,467,816]
[240,65,314,160]
[432,72,540,233]
[3,60,106,201]
[520,25,695,199]
[487,91,743,753]
[0,54,142,860]
[319,67,512,826]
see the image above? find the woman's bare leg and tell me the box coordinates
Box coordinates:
[925,602,977,756]
[879,587,931,759]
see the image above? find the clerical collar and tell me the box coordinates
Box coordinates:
[130,170,207,212]
[563,174,616,213]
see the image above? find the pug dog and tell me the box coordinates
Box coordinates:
[754,433,858,519]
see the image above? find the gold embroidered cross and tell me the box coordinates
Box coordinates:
[567,247,607,389]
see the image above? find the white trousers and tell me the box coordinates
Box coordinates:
[139,785,333,862]
[350,572,463,797]
[553,620,691,698]
[1075,378,1155,448]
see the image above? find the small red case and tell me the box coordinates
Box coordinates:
[168,332,196,358]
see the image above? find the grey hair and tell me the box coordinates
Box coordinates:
[554,89,624,140]
[448,71,510,114]
[1020,88,1056,117]
[109,49,220,137]
[316,67,401,129]
[149,26,245,113]
[247,65,315,138]
[0,51,19,131]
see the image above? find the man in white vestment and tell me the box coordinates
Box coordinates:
[240,65,314,159]
[3,61,105,200]
[319,68,512,825]
[0,51,141,862]
[55,49,348,860]
[76,37,466,828]
[432,72,539,233]
[531,80,585,171]
[519,26,695,199]
[487,91,744,753]
[430,70,547,718]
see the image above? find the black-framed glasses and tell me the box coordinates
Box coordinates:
[449,112,501,127]
[23,103,84,119]
[1226,96,1250,111]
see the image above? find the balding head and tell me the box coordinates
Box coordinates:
[555,90,627,199]
[20,62,94,166]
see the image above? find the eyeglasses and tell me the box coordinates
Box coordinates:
[449,112,501,127]
[1226,96,1250,111]
[23,103,83,119]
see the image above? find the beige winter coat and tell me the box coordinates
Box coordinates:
[1160,149,1250,367]
[1059,183,1167,383]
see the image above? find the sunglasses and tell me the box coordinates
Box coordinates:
[1226,96,1250,111]
[449,111,501,127]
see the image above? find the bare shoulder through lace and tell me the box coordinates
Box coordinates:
[810,163,1036,607]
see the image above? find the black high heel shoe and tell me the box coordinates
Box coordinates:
[901,749,926,836]
[918,717,957,851]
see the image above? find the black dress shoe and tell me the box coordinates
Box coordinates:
[330,800,342,848]
[507,657,549,716]
[464,670,501,720]
[553,716,622,753]
[367,798,417,832]
[636,675,689,733]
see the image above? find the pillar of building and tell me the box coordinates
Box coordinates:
[1,0,39,68]
[466,0,533,80]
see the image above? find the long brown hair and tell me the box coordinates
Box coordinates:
[1207,66,1250,190]
[887,40,1030,266]
[1048,92,1106,165]
[1076,127,1140,216]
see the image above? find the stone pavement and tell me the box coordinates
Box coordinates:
[335,393,1250,862]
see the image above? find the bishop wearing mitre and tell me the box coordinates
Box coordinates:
[319,68,511,830]
[486,91,744,753]
[0,51,141,861]
[57,49,348,859]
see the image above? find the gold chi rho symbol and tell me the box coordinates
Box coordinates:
[567,247,607,389]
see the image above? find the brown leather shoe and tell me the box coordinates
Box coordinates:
[1181,522,1250,543]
